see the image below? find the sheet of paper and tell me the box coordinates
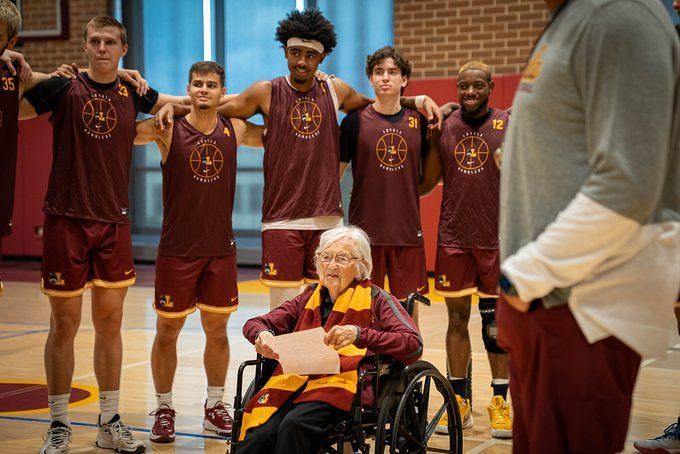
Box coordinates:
[267,327,340,375]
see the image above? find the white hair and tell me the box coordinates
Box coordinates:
[315,225,373,281]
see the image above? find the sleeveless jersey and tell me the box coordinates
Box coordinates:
[343,106,427,246]
[0,64,19,237]
[261,77,342,222]
[437,108,510,248]
[45,73,143,223]
[158,116,238,257]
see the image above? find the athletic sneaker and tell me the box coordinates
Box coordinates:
[435,395,473,434]
[634,418,680,454]
[96,414,146,453]
[487,395,512,438]
[203,400,233,436]
[149,405,176,443]
[40,421,71,454]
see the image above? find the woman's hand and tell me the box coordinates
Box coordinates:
[254,331,278,359]
[324,325,359,350]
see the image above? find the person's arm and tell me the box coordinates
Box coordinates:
[217,80,270,119]
[0,49,31,81]
[501,4,677,310]
[19,76,71,120]
[355,291,423,364]
[149,92,190,115]
[134,117,172,162]
[232,118,265,148]
[242,287,312,343]
[338,111,358,181]
[419,129,442,196]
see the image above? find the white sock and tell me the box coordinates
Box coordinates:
[206,386,225,408]
[155,392,174,409]
[99,390,120,423]
[491,378,510,385]
[48,393,70,427]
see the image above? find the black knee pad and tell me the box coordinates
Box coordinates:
[479,298,505,354]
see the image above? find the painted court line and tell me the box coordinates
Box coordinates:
[0,415,227,440]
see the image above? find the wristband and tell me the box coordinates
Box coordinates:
[415,95,426,109]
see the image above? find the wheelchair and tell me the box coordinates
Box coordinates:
[227,293,463,454]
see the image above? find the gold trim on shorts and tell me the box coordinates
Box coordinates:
[477,291,499,299]
[259,277,305,288]
[91,277,136,289]
[197,303,238,314]
[303,277,319,285]
[153,305,197,319]
[434,286,478,298]
[41,279,93,298]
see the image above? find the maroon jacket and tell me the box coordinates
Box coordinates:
[243,282,422,368]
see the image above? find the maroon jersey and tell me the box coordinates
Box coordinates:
[261,77,342,222]
[340,105,428,245]
[0,64,19,237]
[438,108,509,248]
[158,116,238,257]
[25,73,158,224]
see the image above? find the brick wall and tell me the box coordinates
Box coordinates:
[16,0,111,73]
[394,0,551,78]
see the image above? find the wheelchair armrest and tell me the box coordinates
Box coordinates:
[403,292,431,317]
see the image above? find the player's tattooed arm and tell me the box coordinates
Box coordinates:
[419,129,443,196]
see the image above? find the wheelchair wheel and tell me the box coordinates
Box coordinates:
[375,361,462,453]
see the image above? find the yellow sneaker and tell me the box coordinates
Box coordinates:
[487,395,512,438]
[435,395,473,434]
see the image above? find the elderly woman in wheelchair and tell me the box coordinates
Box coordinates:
[231,226,462,454]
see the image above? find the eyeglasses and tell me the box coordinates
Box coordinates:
[316,252,358,266]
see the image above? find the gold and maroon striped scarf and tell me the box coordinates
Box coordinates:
[238,280,372,440]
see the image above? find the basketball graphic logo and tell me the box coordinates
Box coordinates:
[454,131,489,174]
[376,128,408,171]
[290,97,322,138]
[190,139,223,182]
[82,94,117,139]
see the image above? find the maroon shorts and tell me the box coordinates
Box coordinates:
[41,215,135,297]
[260,229,323,288]
[154,254,238,318]
[434,246,499,298]
[371,245,428,300]
[496,298,641,453]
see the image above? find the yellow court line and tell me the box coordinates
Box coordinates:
[0,380,99,416]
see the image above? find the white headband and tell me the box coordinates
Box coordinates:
[286,37,324,54]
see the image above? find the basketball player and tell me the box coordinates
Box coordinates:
[134,61,263,443]
[339,46,428,321]
[20,15,188,454]
[420,61,512,438]
[157,9,441,310]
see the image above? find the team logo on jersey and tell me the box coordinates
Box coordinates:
[519,43,547,93]
[263,262,278,276]
[438,274,450,288]
[258,393,270,404]
[158,294,174,308]
[189,138,223,182]
[290,96,322,139]
[453,131,489,174]
[47,272,66,286]
[82,93,117,139]
[376,128,408,172]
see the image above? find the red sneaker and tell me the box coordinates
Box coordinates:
[203,400,233,437]
[149,405,176,443]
